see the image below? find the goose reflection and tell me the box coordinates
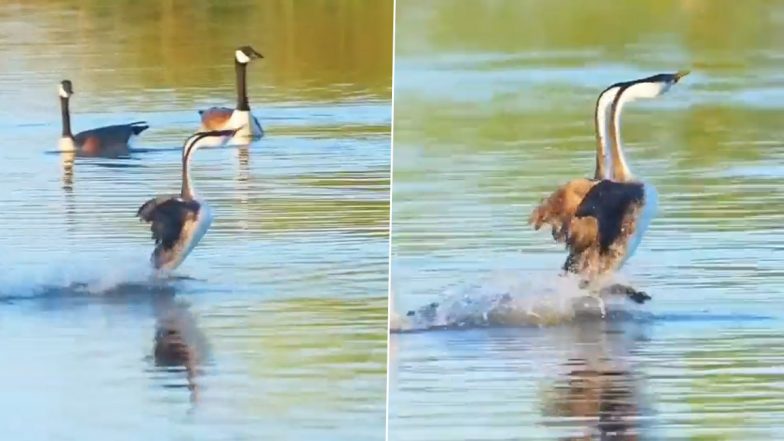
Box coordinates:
[60,151,78,238]
[237,144,250,182]
[235,144,251,205]
[60,150,75,192]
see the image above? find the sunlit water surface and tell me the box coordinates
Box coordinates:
[390,1,784,440]
[0,1,391,440]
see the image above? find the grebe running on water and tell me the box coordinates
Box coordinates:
[197,46,264,143]
[137,129,238,273]
[531,71,689,305]
[57,80,149,157]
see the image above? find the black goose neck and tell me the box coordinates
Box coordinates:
[235,61,250,111]
[60,96,73,138]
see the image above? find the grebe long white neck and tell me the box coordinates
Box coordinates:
[608,71,690,182]
[180,130,239,200]
[181,141,196,200]
[594,85,621,179]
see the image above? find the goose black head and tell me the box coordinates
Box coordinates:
[59,80,73,98]
[235,46,264,64]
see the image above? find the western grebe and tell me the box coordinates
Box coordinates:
[565,71,689,274]
[57,80,149,157]
[137,129,238,273]
[198,46,264,142]
[531,71,689,309]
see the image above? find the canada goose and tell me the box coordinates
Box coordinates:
[198,46,264,142]
[137,129,238,272]
[531,71,689,303]
[58,80,149,157]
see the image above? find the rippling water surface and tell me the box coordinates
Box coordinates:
[390,1,784,439]
[0,1,391,439]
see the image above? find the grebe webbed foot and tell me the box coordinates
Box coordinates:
[406,302,439,319]
[599,283,651,304]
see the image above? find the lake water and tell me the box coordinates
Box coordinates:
[389,1,784,440]
[0,1,392,440]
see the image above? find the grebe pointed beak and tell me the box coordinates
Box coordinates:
[673,70,690,83]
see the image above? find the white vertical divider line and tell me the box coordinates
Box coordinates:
[385,0,398,440]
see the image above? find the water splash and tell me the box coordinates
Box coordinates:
[391,270,643,332]
[0,255,188,303]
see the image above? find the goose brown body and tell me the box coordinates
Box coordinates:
[71,122,149,157]
[198,107,233,130]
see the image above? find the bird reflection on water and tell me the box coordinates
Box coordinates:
[152,294,209,405]
[541,320,646,440]
[1,278,209,407]
[60,151,75,192]
[544,359,640,440]
[388,286,651,439]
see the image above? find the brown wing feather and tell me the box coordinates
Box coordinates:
[565,216,599,254]
[529,178,599,243]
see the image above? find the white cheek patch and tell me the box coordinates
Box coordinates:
[622,81,666,101]
[59,85,70,98]
[235,50,251,64]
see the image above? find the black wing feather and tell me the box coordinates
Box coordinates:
[74,122,149,146]
[574,180,644,251]
[137,196,200,249]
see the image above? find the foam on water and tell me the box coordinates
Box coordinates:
[391,270,644,332]
[0,254,184,302]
